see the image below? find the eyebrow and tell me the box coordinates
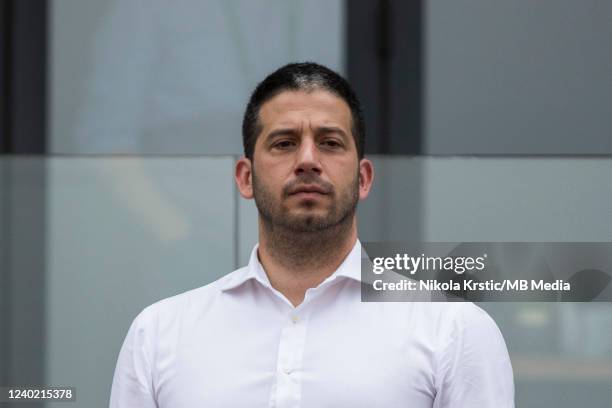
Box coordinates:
[265,128,300,141]
[265,126,349,142]
[315,126,349,140]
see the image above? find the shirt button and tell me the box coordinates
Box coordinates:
[283,368,292,374]
[291,315,299,324]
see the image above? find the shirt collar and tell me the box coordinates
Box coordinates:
[220,239,363,292]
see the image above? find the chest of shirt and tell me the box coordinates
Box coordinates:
[151,289,438,408]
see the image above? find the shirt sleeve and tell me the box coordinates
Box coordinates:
[109,307,158,408]
[433,303,515,408]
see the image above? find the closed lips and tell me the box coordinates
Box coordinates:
[289,186,328,195]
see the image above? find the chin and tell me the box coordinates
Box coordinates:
[290,209,329,220]
[289,214,341,231]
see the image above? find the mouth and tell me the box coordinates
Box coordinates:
[289,185,329,195]
[291,191,326,201]
[288,185,330,199]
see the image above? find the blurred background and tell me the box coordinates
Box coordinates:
[1,0,612,406]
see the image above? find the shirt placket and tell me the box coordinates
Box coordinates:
[271,308,308,408]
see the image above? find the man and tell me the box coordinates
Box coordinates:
[110,62,515,407]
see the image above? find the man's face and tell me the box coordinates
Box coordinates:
[248,89,363,232]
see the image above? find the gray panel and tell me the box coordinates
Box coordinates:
[45,157,235,407]
[6,159,46,384]
[358,156,424,241]
[422,158,612,241]
[426,0,612,154]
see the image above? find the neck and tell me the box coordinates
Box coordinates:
[257,217,358,307]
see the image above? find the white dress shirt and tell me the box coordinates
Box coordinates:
[110,240,515,407]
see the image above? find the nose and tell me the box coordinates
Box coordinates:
[294,138,322,176]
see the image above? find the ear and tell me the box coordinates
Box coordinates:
[357,158,374,200]
[235,157,254,199]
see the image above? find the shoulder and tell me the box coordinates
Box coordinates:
[405,300,495,330]
[425,302,503,347]
[439,301,498,328]
[130,266,248,328]
[398,301,505,357]
[448,302,503,341]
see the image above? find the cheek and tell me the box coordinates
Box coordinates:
[328,161,359,184]
[254,162,289,194]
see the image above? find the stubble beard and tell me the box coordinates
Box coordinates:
[252,167,359,265]
[252,168,359,235]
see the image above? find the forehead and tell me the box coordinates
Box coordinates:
[258,89,352,129]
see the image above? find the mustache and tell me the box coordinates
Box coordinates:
[283,174,334,196]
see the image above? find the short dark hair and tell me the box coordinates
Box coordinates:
[242,62,365,161]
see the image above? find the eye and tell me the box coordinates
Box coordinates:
[321,139,343,148]
[272,140,296,149]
